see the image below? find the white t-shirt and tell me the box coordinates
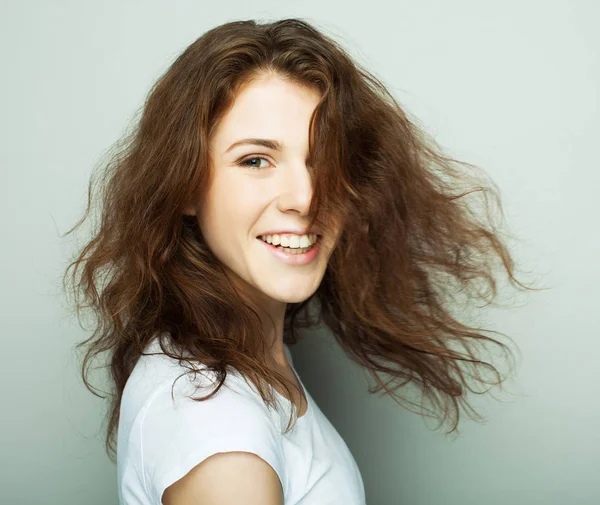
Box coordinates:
[117,336,366,504]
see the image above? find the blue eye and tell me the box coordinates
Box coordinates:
[238,156,271,170]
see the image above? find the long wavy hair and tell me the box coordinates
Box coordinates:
[62,17,542,462]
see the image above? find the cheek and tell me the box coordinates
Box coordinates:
[198,193,255,251]
[198,181,234,230]
[213,175,262,213]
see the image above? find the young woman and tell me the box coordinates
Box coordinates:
[63,17,538,505]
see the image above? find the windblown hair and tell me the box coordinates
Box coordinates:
[63,17,541,462]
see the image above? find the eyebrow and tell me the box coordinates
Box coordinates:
[225,138,283,153]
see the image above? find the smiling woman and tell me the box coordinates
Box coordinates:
[62,17,540,505]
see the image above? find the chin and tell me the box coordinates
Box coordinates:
[266,283,320,304]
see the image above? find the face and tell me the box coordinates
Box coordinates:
[184,73,342,311]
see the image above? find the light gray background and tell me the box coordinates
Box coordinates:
[1,1,598,504]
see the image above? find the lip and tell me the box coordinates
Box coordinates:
[257,229,322,237]
[257,236,320,266]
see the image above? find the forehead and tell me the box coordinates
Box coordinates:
[212,75,321,150]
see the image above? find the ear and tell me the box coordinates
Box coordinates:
[182,204,197,216]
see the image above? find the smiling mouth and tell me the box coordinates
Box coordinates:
[256,234,322,251]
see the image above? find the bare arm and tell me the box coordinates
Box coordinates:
[161,451,285,505]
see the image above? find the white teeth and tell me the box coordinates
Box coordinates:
[260,233,317,248]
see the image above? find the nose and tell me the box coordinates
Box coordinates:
[276,160,313,216]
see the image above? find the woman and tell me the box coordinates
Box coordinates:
[63,18,538,505]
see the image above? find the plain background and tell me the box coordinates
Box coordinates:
[1,1,598,504]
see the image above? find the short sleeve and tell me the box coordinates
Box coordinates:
[139,373,286,504]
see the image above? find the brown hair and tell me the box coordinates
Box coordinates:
[62,18,543,462]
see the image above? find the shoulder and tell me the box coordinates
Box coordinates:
[122,335,265,425]
[141,363,279,440]
[131,342,288,503]
[162,450,284,505]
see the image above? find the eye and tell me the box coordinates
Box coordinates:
[237,156,272,170]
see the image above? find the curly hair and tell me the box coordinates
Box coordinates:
[62,17,542,462]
